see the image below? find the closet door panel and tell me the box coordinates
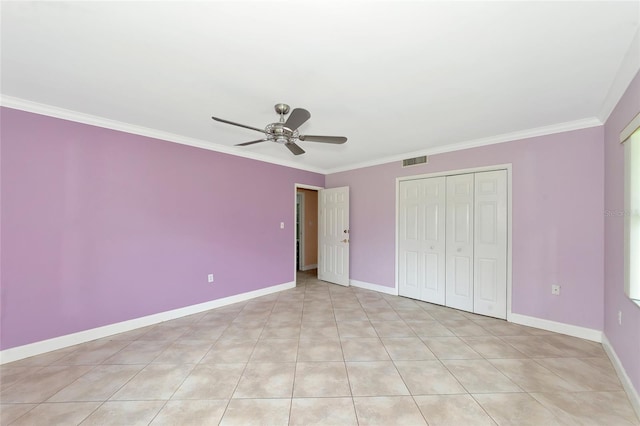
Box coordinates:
[473,170,508,319]
[398,177,446,304]
[445,174,474,312]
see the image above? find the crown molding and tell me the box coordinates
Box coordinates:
[0,95,326,175]
[324,116,603,174]
[599,26,640,123]
[2,95,604,176]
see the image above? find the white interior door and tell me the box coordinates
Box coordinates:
[398,178,446,304]
[445,173,475,312]
[318,186,350,286]
[473,170,508,319]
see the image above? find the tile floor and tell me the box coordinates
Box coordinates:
[1,270,638,425]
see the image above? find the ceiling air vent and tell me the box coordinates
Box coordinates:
[402,155,428,167]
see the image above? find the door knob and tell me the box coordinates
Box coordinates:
[457,248,462,252]
[342,239,349,243]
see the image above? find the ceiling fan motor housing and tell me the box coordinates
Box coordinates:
[266,122,299,144]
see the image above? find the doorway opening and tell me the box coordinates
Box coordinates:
[295,185,321,285]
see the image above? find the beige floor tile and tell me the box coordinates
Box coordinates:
[381,337,436,361]
[172,363,245,399]
[370,320,416,337]
[478,322,535,337]
[536,357,623,391]
[346,361,409,396]
[531,391,640,425]
[80,400,165,426]
[136,324,192,341]
[151,340,213,364]
[488,359,578,392]
[302,311,336,322]
[395,309,436,322]
[290,397,357,426]
[499,336,566,358]
[260,324,301,339]
[442,359,521,393]
[422,336,482,359]
[233,362,295,398]
[177,324,228,341]
[103,340,171,364]
[9,401,100,426]
[414,394,497,425]
[460,336,526,359]
[2,271,632,426]
[364,308,401,321]
[220,398,291,426]
[394,360,466,395]
[334,308,369,321]
[474,393,564,426]
[150,399,228,425]
[297,338,343,361]
[0,367,42,391]
[110,364,194,400]
[51,340,130,365]
[0,403,36,424]
[337,321,378,338]
[0,365,93,403]
[293,361,351,397]
[427,309,468,321]
[200,338,257,363]
[3,347,77,368]
[47,364,143,402]
[540,334,606,357]
[439,319,491,337]
[353,396,427,425]
[250,338,298,362]
[299,321,340,339]
[341,338,390,361]
[220,323,265,340]
[405,320,455,337]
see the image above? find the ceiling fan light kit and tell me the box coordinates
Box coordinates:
[211,103,347,156]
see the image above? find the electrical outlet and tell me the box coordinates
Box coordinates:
[207,274,214,283]
[551,284,561,296]
[618,310,622,325]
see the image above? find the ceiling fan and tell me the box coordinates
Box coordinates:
[211,103,347,155]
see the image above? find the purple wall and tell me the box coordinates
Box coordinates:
[603,70,640,393]
[0,107,324,350]
[327,127,605,330]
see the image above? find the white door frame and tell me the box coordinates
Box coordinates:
[294,183,324,284]
[297,192,305,270]
[395,164,513,321]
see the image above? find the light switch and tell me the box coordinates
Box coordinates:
[280,222,285,229]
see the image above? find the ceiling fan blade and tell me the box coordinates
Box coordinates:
[285,142,305,155]
[212,116,266,134]
[299,135,347,144]
[235,139,269,146]
[284,108,311,131]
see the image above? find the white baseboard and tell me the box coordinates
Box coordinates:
[300,264,317,271]
[509,313,603,342]
[0,281,295,365]
[602,334,640,419]
[350,279,398,296]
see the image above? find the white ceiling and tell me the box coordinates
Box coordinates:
[2,1,639,173]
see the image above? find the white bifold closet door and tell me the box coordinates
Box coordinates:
[398,169,508,319]
[398,178,446,304]
[473,170,508,319]
[445,173,475,313]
